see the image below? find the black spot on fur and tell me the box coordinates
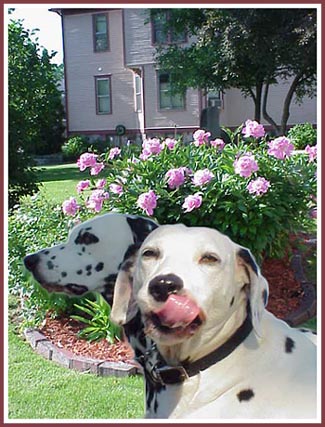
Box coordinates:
[60,246,65,250]
[44,250,50,255]
[230,296,235,307]
[82,247,86,253]
[61,272,67,278]
[300,328,317,335]
[285,337,295,353]
[262,289,268,305]
[238,248,258,275]
[77,270,83,275]
[121,260,134,272]
[78,253,82,256]
[104,274,117,285]
[87,271,91,276]
[122,243,141,262]
[86,265,92,271]
[237,389,255,402]
[51,256,56,260]
[95,262,104,272]
[65,284,88,295]
[75,230,99,245]
[127,216,158,243]
[47,260,54,270]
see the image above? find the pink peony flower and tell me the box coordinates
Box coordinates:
[267,136,294,160]
[77,153,98,171]
[165,167,186,189]
[242,119,265,138]
[192,169,214,186]
[137,190,157,216]
[234,153,259,178]
[86,189,109,213]
[90,162,105,176]
[163,138,177,150]
[96,178,107,189]
[182,193,202,213]
[62,197,79,216]
[108,147,121,160]
[247,177,271,196]
[109,183,124,195]
[305,145,317,162]
[210,138,225,150]
[142,138,163,155]
[76,180,91,193]
[193,129,211,146]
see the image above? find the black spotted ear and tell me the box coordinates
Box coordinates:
[236,247,269,337]
[110,255,138,325]
[126,216,159,244]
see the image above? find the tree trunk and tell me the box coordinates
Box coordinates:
[254,82,263,122]
[262,81,280,135]
[280,74,303,135]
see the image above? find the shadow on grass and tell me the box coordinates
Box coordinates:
[36,165,83,182]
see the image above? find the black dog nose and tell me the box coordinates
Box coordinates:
[148,274,184,302]
[24,254,40,272]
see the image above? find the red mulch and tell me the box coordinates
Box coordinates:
[39,256,304,363]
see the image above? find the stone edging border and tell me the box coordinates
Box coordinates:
[23,328,140,378]
[24,253,316,377]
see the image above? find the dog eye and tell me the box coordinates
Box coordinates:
[199,254,220,264]
[141,248,160,259]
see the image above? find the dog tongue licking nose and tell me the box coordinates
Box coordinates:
[154,294,201,328]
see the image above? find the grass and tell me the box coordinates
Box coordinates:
[36,163,106,203]
[7,325,144,419]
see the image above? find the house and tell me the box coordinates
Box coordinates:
[52,8,316,144]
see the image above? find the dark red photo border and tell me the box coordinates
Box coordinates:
[1,1,323,426]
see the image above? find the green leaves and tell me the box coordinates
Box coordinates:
[71,294,121,344]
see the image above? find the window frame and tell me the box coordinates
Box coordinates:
[93,13,109,53]
[157,71,186,111]
[151,10,187,45]
[134,72,143,113]
[95,75,112,115]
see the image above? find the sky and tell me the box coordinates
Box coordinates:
[8,6,63,64]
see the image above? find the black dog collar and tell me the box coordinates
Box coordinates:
[149,314,253,386]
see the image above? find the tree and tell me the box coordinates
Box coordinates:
[151,8,316,135]
[8,15,65,208]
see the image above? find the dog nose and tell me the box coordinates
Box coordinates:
[24,254,40,272]
[148,274,184,302]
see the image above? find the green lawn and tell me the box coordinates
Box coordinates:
[8,325,144,419]
[36,163,106,203]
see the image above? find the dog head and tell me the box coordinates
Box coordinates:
[24,213,158,300]
[111,224,269,361]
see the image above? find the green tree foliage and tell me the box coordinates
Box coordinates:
[151,8,316,135]
[8,16,65,208]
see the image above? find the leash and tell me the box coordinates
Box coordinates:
[141,314,253,386]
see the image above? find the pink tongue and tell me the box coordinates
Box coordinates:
[154,294,201,328]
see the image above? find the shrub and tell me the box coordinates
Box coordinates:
[287,123,317,149]
[8,194,88,327]
[63,121,317,261]
[61,136,89,161]
[71,294,121,343]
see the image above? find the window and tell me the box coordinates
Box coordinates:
[95,76,111,114]
[158,72,185,110]
[152,11,186,44]
[134,73,142,112]
[93,14,109,52]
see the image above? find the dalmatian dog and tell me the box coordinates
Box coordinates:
[23,211,170,413]
[23,213,158,305]
[111,224,317,419]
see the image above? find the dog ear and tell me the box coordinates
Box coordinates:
[110,257,138,326]
[236,247,269,337]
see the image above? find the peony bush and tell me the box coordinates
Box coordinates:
[63,120,317,260]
